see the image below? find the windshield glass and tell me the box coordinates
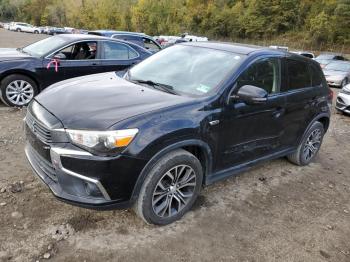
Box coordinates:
[325,62,350,72]
[128,45,245,96]
[22,36,67,57]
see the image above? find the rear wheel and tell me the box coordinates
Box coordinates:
[16,28,21,32]
[287,121,325,166]
[0,74,38,107]
[135,149,203,225]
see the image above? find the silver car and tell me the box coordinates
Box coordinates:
[323,61,350,88]
[336,84,350,114]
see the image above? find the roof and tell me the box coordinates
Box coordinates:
[181,41,281,55]
[88,30,145,37]
[57,33,111,41]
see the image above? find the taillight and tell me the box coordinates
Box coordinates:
[328,88,334,103]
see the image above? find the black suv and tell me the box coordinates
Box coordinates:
[25,43,332,225]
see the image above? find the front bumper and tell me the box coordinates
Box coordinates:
[25,136,148,210]
[25,142,135,209]
[335,92,350,114]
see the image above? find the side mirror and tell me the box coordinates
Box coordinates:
[53,53,66,60]
[232,85,268,104]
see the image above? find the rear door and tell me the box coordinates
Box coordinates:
[280,58,323,147]
[99,40,141,74]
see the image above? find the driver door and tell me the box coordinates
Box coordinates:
[216,57,287,171]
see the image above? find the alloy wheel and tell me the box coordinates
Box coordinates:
[303,128,322,161]
[152,165,197,218]
[6,80,34,106]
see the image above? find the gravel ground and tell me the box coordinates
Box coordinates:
[0,29,350,262]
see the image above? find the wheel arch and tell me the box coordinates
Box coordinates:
[130,139,213,202]
[298,113,330,145]
[0,70,41,91]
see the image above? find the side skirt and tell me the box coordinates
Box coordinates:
[205,147,296,185]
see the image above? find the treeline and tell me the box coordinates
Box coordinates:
[1,0,350,47]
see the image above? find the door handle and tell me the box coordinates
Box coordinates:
[272,107,285,118]
[91,62,98,66]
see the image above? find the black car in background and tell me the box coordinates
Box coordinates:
[25,43,332,225]
[88,30,162,53]
[0,34,151,107]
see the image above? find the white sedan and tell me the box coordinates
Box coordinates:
[336,84,350,114]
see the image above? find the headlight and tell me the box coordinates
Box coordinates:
[66,129,139,155]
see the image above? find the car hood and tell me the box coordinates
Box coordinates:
[0,48,33,61]
[323,70,347,77]
[35,72,193,130]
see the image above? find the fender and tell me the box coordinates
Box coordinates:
[298,112,330,145]
[129,139,213,202]
[0,69,41,89]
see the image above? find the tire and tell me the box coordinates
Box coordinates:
[16,28,21,32]
[287,121,325,166]
[0,74,38,107]
[135,149,203,225]
[34,30,39,34]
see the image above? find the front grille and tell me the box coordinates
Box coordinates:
[26,110,52,143]
[27,143,57,182]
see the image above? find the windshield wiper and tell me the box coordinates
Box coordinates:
[130,79,178,95]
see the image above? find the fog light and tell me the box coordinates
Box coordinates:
[50,150,61,170]
[84,181,103,197]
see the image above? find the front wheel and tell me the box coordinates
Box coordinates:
[135,149,203,225]
[287,121,325,166]
[0,74,38,107]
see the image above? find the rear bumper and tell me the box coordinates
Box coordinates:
[25,142,146,210]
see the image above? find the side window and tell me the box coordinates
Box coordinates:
[102,42,138,60]
[286,59,311,90]
[113,35,144,47]
[310,65,323,87]
[56,41,97,60]
[236,57,281,94]
[143,38,161,52]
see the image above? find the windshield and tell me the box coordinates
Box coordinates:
[22,36,67,57]
[325,62,350,72]
[127,45,245,96]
